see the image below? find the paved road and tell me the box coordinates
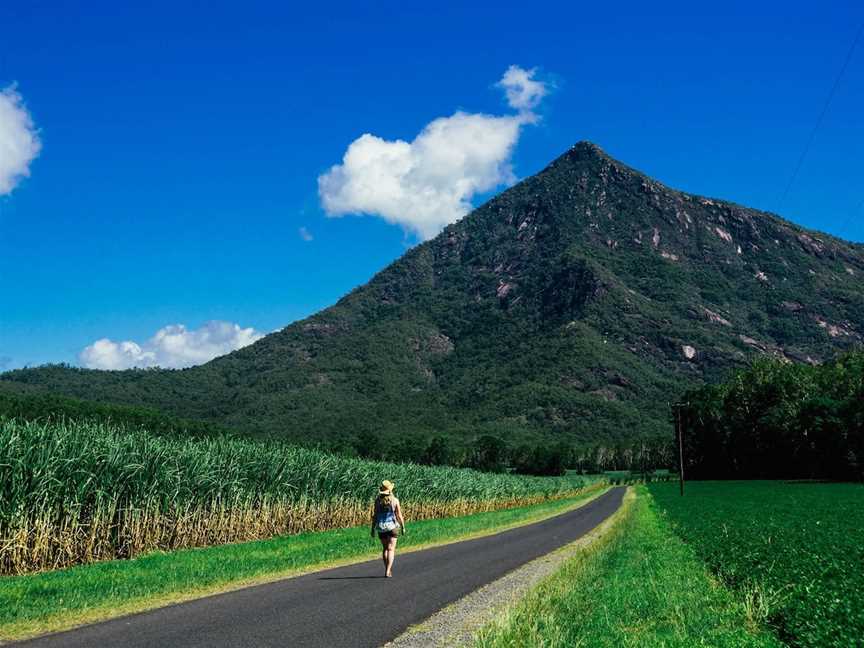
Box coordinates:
[17,487,625,648]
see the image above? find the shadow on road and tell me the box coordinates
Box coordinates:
[317,576,384,580]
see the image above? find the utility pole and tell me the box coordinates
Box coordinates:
[672,402,686,495]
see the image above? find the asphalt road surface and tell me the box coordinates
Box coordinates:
[17,487,625,648]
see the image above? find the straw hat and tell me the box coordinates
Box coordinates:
[379,480,395,494]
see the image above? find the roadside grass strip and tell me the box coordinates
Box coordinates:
[649,481,864,648]
[473,486,781,648]
[0,486,607,641]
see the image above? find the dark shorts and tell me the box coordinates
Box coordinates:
[378,529,398,540]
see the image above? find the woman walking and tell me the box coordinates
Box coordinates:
[371,480,406,578]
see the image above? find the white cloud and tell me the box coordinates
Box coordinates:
[79,321,265,370]
[0,85,41,195]
[298,226,313,241]
[497,65,548,112]
[318,65,549,240]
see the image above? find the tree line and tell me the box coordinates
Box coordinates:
[342,431,674,476]
[679,351,864,481]
[0,389,234,439]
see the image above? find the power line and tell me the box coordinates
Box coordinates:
[779,20,864,209]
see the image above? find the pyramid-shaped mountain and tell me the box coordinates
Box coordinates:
[5,142,864,448]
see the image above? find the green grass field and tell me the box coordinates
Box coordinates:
[648,481,864,648]
[474,486,780,647]
[0,486,606,641]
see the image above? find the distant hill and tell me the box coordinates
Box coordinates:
[4,142,863,451]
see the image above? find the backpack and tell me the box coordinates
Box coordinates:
[375,498,399,533]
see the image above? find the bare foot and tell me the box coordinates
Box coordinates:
[386,572,392,578]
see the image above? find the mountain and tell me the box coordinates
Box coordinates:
[4,142,863,451]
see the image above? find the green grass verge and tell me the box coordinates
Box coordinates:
[0,486,606,641]
[473,486,782,648]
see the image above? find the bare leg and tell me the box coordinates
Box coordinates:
[385,536,397,577]
[379,535,388,574]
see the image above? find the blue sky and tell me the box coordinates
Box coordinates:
[1,1,862,370]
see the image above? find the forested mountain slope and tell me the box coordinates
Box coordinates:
[4,142,863,449]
